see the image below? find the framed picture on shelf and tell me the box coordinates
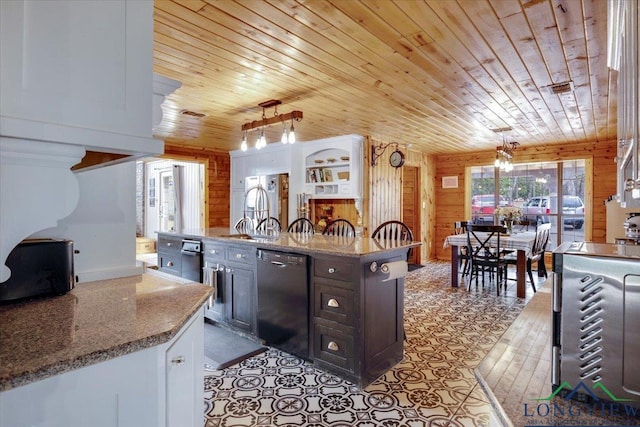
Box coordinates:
[323,169,333,182]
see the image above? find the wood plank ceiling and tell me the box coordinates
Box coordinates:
[153,0,616,155]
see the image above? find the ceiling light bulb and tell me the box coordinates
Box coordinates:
[288,122,296,144]
[281,126,288,144]
[241,133,248,151]
[256,131,262,149]
[494,155,500,168]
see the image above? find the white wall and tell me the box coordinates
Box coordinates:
[32,162,140,283]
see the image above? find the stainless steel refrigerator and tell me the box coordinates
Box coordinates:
[244,174,288,228]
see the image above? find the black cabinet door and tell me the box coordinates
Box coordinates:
[225,266,256,334]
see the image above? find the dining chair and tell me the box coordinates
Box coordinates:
[372,220,414,258]
[466,224,510,295]
[453,221,471,277]
[287,217,315,234]
[504,222,551,293]
[372,220,413,241]
[516,219,533,232]
[256,217,282,233]
[235,217,254,234]
[322,218,356,237]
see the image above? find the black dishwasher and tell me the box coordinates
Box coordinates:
[257,249,309,359]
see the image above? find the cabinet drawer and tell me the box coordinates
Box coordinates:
[158,252,181,276]
[226,246,255,265]
[203,241,225,260]
[157,235,181,252]
[314,258,355,282]
[314,284,355,326]
[313,321,355,372]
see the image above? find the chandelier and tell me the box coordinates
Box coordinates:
[493,127,519,172]
[240,100,303,151]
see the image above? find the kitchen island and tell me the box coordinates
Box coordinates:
[0,272,211,426]
[158,228,421,388]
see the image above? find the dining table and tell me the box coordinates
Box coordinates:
[443,230,538,298]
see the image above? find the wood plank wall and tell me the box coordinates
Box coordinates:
[433,140,617,260]
[164,144,230,228]
[366,137,437,261]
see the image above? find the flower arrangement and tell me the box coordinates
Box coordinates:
[494,206,522,223]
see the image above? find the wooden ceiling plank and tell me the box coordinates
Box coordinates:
[323,0,517,140]
[268,3,502,145]
[397,0,553,143]
[156,1,480,145]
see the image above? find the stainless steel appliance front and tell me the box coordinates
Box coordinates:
[553,246,640,407]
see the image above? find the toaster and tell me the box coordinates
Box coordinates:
[0,239,75,303]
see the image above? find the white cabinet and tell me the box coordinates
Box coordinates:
[0,0,159,154]
[164,309,205,427]
[298,134,364,201]
[611,0,640,206]
[0,310,205,427]
[0,0,166,282]
[230,134,364,225]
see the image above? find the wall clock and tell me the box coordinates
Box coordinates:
[389,150,405,168]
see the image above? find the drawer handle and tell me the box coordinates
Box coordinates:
[328,267,336,274]
[209,249,218,254]
[236,253,245,259]
[327,298,340,308]
[167,261,174,267]
[327,341,339,351]
[171,356,185,366]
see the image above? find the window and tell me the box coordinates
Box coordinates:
[470,160,586,246]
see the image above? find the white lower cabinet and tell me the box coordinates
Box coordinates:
[164,309,205,426]
[0,309,204,427]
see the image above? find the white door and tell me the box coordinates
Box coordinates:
[159,170,175,232]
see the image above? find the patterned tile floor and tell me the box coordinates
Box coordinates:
[203,261,539,427]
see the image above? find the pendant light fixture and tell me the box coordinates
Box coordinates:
[493,127,519,172]
[240,99,303,150]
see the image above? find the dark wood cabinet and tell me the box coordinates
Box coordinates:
[159,232,410,388]
[157,234,182,277]
[202,240,257,335]
[225,265,256,333]
[310,252,404,387]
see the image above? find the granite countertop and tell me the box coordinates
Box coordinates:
[0,272,211,391]
[162,227,421,258]
[554,241,640,259]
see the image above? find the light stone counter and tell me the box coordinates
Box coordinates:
[0,272,211,391]
[173,227,421,259]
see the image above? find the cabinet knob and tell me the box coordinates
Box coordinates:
[236,253,244,259]
[327,298,340,308]
[167,261,174,267]
[171,356,185,366]
[210,249,218,254]
[167,242,173,247]
[327,341,339,351]
[328,267,336,274]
